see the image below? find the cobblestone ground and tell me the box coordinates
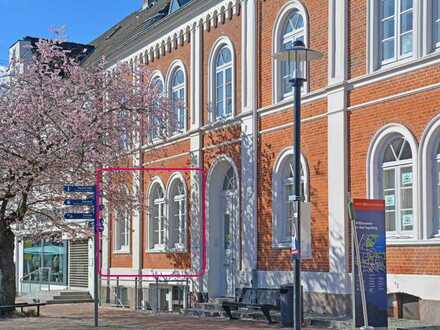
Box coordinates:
[0,303,319,330]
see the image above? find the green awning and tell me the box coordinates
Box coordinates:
[23,245,65,255]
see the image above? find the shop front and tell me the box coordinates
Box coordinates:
[19,239,68,293]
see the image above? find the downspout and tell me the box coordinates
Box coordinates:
[249,0,258,287]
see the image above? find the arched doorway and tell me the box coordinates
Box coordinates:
[207,158,239,298]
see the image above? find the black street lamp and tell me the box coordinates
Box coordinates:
[273,40,322,330]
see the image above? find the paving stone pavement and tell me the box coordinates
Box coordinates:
[0,303,321,330]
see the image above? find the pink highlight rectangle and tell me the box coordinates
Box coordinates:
[95,167,207,279]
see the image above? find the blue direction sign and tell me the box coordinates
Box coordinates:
[64,198,95,206]
[64,212,95,220]
[64,185,96,193]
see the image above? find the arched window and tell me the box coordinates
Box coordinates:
[435,142,440,235]
[432,0,440,48]
[114,208,130,252]
[274,6,306,102]
[149,181,166,250]
[420,116,440,239]
[170,68,185,134]
[117,111,130,150]
[381,136,414,234]
[272,150,309,247]
[214,46,233,120]
[369,125,419,239]
[223,167,237,191]
[168,177,186,250]
[149,76,164,142]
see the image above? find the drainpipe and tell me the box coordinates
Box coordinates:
[249,0,258,287]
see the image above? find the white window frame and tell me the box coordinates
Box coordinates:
[382,158,414,236]
[368,124,420,241]
[166,61,187,136]
[166,173,187,251]
[147,179,167,252]
[114,208,130,253]
[117,111,130,151]
[436,152,440,236]
[420,114,440,239]
[208,37,236,123]
[425,0,440,52]
[272,1,309,104]
[214,47,233,121]
[272,148,309,248]
[433,0,440,48]
[369,0,419,71]
[380,0,414,65]
[148,72,165,144]
[280,10,305,100]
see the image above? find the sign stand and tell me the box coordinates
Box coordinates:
[64,185,100,327]
[349,197,388,330]
[94,186,98,328]
[348,197,372,330]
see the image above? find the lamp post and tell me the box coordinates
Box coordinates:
[274,40,322,330]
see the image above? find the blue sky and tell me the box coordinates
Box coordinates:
[0,0,142,66]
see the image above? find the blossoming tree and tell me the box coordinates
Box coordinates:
[0,38,169,310]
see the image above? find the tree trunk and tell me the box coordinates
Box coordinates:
[0,225,16,315]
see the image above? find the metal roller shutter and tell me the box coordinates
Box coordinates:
[69,240,89,288]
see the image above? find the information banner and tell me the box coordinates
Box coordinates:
[352,199,388,329]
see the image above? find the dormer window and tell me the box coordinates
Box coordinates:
[143,0,157,10]
[168,0,191,15]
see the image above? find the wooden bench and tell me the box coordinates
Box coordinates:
[0,302,46,316]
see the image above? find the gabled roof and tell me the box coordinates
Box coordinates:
[82,0,173,67]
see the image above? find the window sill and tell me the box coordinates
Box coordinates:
[146,246,188,254]
[146,248,167,254]
[170,130,185,138]
[272,241,293,249]
[277,91,307,105]
[113,249,130,255]
[149,137,163,144]
[207,115,235,128]
[210,115,234,124]
[168,247,187,253]
[378,54,413,69]
[387,238,440,246]
[364,52,440,81]
[141,131,191,150]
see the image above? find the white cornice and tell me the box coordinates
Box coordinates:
[109,0,242,69]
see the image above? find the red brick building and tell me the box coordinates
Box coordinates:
[83,0,440,321]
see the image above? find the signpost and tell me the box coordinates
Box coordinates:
[64,185,100,327]
[350,199,388,330]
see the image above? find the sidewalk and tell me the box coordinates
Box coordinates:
[0,303,319,330]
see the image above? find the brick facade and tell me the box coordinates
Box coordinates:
[97,0,440,315]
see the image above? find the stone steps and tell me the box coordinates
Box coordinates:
[47,291,93,304]
[23,290,94,305]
